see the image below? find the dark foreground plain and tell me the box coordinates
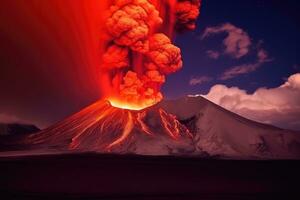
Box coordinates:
[0,153,300,200]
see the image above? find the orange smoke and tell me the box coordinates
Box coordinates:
[175,0,201,31]
[100,0,201,110]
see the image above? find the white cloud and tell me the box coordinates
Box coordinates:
[189,76,213,86]
[220,63,261,80]
[202,23,251,59]
[202,73,300,130]
[202,23,272,80]
[220,49,271,80]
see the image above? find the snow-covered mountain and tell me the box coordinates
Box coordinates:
[3,96,300,159]
[160,96,300,159]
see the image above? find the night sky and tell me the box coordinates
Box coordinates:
[165,0,300,98]
[0,0,300,130]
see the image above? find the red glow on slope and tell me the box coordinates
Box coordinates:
[26,100,192,150]
[136,111,153,135]
[159,108,180,140]
[107,111,134,148]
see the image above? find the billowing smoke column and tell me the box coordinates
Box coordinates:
[100,0,201,110]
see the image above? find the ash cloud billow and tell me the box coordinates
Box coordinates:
[100,0,201,110]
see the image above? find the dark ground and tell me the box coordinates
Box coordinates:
[0,153,300,199]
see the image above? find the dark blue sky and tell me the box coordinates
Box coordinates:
[163,0,300,99]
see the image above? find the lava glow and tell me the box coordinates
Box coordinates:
[108,99,149,111]
[99,0,201,110]
[26,100,192,150]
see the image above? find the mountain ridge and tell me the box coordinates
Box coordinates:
[1,96,300,159]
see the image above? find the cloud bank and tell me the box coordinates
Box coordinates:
[203,73,300,131]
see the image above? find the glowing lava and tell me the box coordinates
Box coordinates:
[25,100,192,152]
[108,98,150,111]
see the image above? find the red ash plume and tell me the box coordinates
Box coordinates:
[100,0,201,110]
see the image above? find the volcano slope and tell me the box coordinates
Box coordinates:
[23,100,196,156]
[8,96,299,159]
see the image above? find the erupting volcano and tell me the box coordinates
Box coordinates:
[22,0,202,153]
[5,0,299,159]
[2,2,300,199]
[20,96,300,158]
[25,100,195,154]
[100,0,201,110]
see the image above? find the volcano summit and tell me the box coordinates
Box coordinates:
[12,96,299,159]
[24,100,194,155]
